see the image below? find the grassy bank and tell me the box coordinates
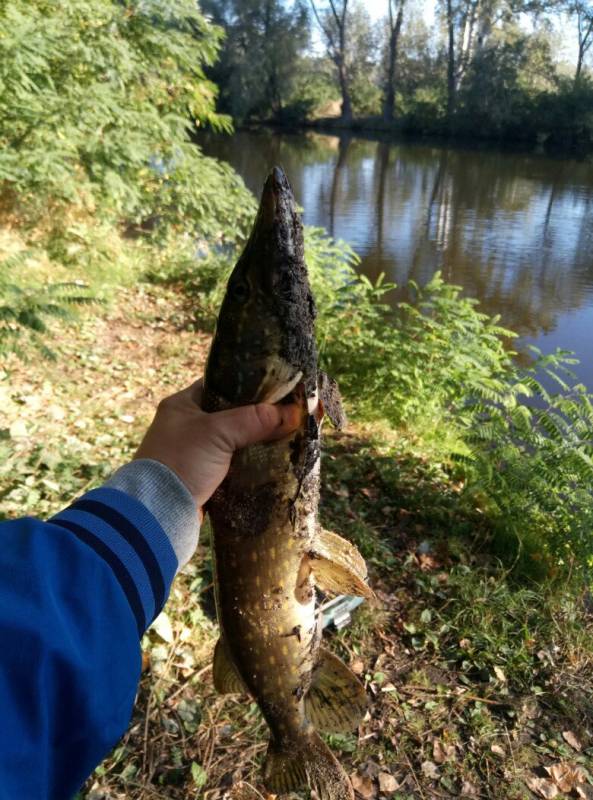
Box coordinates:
[2,249,593,799]
[2,3,592,797]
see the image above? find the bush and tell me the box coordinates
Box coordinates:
[161,226,593,579]
[306,228,593,580]
[0,0,255,242]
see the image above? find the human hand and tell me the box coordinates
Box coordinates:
[135,380,301,509]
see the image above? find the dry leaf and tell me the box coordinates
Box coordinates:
[493,665,507,682]
[433,739,456,764]
[378,772,399,793]
[351,772,376,799]
[490,744,505,757]
[562,730,583,751]
[351,658,365,675]
[577,785,593,800]
[151,611,174,643]
[228,784,267,800]
[461,779,479,797]
[545,762,586,793]
[421,760,440,780]
[526,776,559,799]
[9,420,27,439]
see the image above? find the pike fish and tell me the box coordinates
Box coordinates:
[202,167,373,800]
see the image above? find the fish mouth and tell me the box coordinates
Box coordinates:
[202,165,317,411]
[259,166,295,231]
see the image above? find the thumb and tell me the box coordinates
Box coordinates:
[215,402,301,451]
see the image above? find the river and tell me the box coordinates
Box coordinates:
[198,128,593,388]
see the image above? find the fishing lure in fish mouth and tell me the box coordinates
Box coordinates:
[202,166,374,800]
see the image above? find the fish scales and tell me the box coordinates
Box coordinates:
[202,167,373,799]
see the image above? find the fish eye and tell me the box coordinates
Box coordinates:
[231,279,250,304]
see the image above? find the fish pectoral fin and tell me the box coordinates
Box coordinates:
[264,731,354,799]
[309,528,374,599]
[212,636,248,695]
[305,647,367,734]
[318,371,347,429]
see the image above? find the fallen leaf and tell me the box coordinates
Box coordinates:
[228,783,266,800]
[151,611,174,643]
[433,739,446,764]
[526,776,559,799]
[9,420,27,439]
[491,744,505,757]
[350,772,375,799]
[545,762,586,793]
[461,780,479,797]
[418,553,440,571]
[378,772,398,793]
[351,658,365,675]
[421,760,439,780]
[577,786,593,800]
[433,739,456,764]
[562,730,582,751]
[494,665,507,682]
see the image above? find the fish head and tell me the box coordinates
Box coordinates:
[204,167,317,409]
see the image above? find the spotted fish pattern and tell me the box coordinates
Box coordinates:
[202,167,373,799]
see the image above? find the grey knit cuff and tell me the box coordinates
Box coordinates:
[105,459,200,570]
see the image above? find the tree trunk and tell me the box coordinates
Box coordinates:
[383,0,405,123]
[337,59,352,120]
[576,47,584,83]
[446,0,456,119]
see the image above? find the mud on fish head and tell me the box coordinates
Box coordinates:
[204,167,317,409]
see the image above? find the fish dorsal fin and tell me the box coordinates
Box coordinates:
[305,647,367,733]
[309,528,374,599]
[213,636,248,695]
[318,371,347,429]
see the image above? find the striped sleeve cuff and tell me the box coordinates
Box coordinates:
[51,487,178,637]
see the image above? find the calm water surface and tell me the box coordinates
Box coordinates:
[199,129,593,388]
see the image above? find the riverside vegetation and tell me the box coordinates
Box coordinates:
[1,1,593,799]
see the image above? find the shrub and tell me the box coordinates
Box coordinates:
[305,228,593,580]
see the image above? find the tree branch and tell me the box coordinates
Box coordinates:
[308,0,338,56]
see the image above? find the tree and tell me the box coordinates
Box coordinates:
[570,0,593,83]
[383,0,407,121]
[439,0,482,117]
[309,0,353,119]
[203,0,310,121]
[0,0,254,242]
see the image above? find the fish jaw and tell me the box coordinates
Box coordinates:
[203,166,317,411]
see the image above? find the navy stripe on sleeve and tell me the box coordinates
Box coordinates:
[53,518,146,636]
[71,499,166,615]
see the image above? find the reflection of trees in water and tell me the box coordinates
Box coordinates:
[198,129,593,339]
[359,141,593,337]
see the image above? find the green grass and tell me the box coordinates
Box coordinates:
[2,233,593,799]
[3,277,593,798]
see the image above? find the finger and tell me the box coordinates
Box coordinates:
[215,402,301,451]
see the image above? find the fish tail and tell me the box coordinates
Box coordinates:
[264,731,354,800]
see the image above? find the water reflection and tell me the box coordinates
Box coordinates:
[198,129,593,384]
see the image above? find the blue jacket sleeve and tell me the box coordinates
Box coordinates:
[0,486,179,800]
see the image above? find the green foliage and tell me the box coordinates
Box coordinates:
[304,228,593,579]
[280,57,341,122]
[0,251,95,358]
[164,225,593,578]
[0,0,254,240]
[201,0,310,122]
